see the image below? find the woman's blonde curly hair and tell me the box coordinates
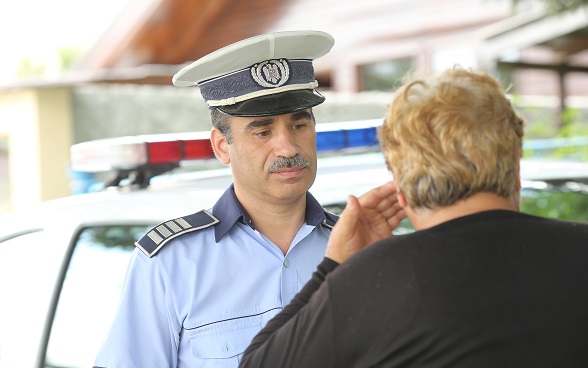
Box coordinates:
[380,66,525,209]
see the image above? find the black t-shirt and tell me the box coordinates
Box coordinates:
[241,210,588,368]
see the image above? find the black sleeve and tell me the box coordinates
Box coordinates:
[239,257,340,368]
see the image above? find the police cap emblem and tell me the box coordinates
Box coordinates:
[251,59,290,88]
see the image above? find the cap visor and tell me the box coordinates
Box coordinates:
[217,90,325,117]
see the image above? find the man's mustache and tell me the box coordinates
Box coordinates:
[268,155,310,173]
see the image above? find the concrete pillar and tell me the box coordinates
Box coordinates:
[0,87,73,211]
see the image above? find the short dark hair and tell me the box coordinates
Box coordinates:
[210,108,317,145]
[210,108,233,144]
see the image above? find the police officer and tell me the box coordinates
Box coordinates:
[93,30,337,367]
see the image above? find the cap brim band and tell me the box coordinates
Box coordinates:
[217,89,325,117]
[206,82,319,107]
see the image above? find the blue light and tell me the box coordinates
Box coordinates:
[316,119,382,152]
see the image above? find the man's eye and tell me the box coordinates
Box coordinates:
[256,130,270,137]
[293,123,307,130]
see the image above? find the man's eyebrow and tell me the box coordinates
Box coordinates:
[244,118,274,130]
[290,110,313,121]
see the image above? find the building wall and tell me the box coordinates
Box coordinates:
[71,84,391,143]
[269,0,514,91]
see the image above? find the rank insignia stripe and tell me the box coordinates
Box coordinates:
[135,210,220,258]
[322,212,339,229]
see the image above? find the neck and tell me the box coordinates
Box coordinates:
[235,189,307,255]
[407,192,517,231]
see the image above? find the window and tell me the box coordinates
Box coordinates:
[521,182,588,222]
[360,58,413,91]
[44,225,151,368]
[431,47,478,72]
[323,202,414,235]
[0,230,50,368]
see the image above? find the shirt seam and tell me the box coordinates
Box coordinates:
[185,307,283,330]
[153,255,182,350]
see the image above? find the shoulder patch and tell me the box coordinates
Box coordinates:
[321,212,339,230]
[135,210,220,258]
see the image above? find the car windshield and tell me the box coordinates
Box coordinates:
[44,225,151,368]
[324,179,588,235]
[521,181,588,222]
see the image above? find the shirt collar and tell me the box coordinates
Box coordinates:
[212,184,329,242]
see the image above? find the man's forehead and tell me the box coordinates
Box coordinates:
[232,109,313,125]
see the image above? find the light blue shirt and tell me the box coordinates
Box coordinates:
[94,185,335,368]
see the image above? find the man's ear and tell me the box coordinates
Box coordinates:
[211,128,230,165]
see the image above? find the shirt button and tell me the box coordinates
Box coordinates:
[283,259,291,268]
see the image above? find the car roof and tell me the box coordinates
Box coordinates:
[520,158,588,184]
[2,152,587,240]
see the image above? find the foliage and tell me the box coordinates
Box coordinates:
[14,46,82,80]
[58,46,83,71]
[521,187,588,222]
[16,58,46,78]
[512,0,588,13]
[511,91,588,160]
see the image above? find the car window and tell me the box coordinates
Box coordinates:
[323,181,588,238]
[323,202,415,234]
[44,225,151,368]
[0,230,54,368]
[521,182,588,222]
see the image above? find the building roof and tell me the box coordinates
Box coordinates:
[75,0,288,81]
[481,5,588,72]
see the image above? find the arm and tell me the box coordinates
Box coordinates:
[240,181,406,368]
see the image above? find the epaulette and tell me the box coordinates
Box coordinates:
[321,212,339,230]
[135,210,219,258]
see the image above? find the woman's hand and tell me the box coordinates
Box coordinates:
[325,181,407,264]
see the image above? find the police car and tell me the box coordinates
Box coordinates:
[0,120,587,368]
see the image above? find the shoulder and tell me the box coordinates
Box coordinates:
[135,210,220,258]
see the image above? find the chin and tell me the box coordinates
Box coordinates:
[273,180,311,200]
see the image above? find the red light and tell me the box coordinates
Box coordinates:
[147,141,182,165]
[183,139,215,160]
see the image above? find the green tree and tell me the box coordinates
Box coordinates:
[521,188,588,222]
[58,46,83,71]
[14,46,82,80]
[16,58,46,78]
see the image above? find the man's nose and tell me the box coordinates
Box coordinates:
[273,129,299,157]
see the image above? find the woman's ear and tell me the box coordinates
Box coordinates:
[397,191,408,209]
[210,128,230,165]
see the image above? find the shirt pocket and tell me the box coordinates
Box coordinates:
[188,317,262,364]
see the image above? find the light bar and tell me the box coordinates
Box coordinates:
[71,132,214,173]
[70,120,383,173]
[316,119,381,151]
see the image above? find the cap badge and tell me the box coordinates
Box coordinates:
[251,59,290,88]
